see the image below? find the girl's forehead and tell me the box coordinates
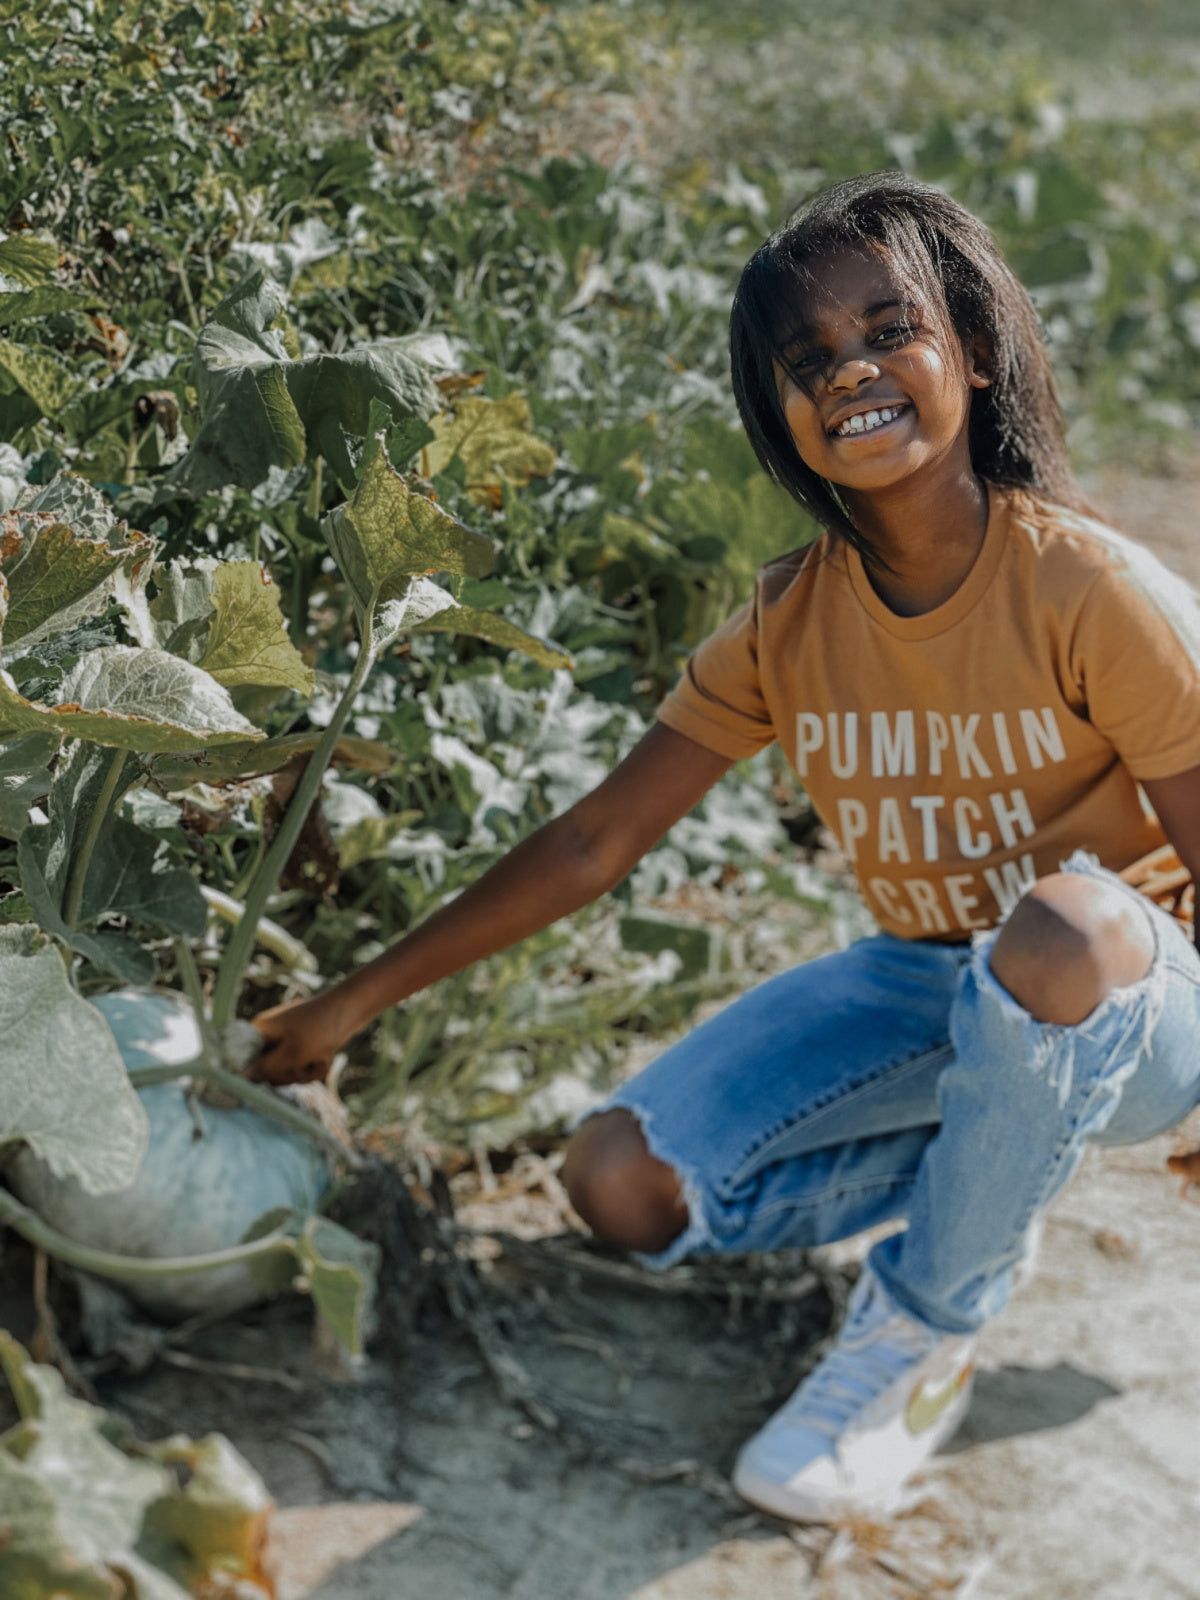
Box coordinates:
[777,245,924,337]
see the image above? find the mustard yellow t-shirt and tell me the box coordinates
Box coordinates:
[657,486,1200,941]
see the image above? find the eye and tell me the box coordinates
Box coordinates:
[872,321,916,348]
[782,345,828,377]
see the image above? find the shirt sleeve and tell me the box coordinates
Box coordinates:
[1071,557,1200,780]
[656,587,778,760]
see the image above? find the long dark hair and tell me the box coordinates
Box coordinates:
[729,171,1088,561]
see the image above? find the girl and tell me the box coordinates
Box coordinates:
[254,171,1200,1521]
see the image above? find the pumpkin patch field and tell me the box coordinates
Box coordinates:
[2,2,1200,1595]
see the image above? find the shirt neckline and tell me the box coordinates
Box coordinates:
[843,485,1010,641]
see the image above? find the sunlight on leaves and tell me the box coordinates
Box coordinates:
[425,393,557,505]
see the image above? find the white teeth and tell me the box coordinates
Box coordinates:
[836,404,902,437]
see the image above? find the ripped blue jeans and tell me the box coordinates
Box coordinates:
[600,854,1200,1335]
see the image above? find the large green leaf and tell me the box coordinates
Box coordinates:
[169,270,441,494]
[0,646,263,752]
[119,556,219,654]
[21,474,132,542]
[0,341,81,418]
[413,596,573,670]
[0,237,58,288]
[123,558,312,694]
[19,823,155,984]
[0,510,155,662]
[0,1335,268,1600]
[375,574,571,668]
[0,1341,169,1568]
[195,561,314,693]
[424,392,557,503]
[0,925,149,1192]
[0,1455,118,1600]
[324,437,495,619]
[17,743,205,976]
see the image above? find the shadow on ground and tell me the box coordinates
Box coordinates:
[942,1362,1122,1453]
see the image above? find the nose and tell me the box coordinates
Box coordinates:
[829,355,881,391]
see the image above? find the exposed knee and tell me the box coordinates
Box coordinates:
[989,872,1154,1025]
[561,1108,688,1255]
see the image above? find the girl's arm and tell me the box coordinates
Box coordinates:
[250,724,736,1083]
[1140,762,1200,949]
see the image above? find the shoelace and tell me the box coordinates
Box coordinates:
[777,1304,938,1440]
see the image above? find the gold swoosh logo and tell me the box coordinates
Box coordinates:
[905,1362,973,1436]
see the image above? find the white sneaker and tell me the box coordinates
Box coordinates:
[732,1268,975,1521]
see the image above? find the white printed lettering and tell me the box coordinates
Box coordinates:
[992,711,1018,776]
[953,796,991,859]
[878,797,912,864]
[828,712,859,779]
[945,873,987,930]
[927,710,950,777]
[871,710,916,778]
[909,795,945,862]
[1020,706,1066,769]
[837,797,869,861]
[869,877,913,926]
[951,713,992,780]
[982,853,1038,915]
[795,713,823,778]
[904,878,950,934]
[989,788,1036,849]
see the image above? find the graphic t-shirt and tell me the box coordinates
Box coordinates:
[657,487,1200,940]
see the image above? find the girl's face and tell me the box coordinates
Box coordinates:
[774,246,990,497]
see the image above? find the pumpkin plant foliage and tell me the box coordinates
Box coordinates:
[0,271,568,1370]
[0,1331,277,1600]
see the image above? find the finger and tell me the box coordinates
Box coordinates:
[246,1044,299,1085]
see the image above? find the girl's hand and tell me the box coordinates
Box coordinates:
[250,995,349,1085]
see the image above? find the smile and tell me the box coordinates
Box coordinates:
[831,404,908,438]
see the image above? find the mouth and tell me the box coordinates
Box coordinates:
[829,402,910,439]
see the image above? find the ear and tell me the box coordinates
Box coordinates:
[963,332,993,390]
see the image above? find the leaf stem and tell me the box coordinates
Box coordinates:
[62,749,129,929]
[126,1054,359,1169]
[209,605,376,1029]
[0,1187,296,1282]
[174,937,210,1023]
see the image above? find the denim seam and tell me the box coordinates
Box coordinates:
[752,1170,920,1222]
[725,1039,954,1192]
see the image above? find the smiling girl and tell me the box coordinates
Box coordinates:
[254,172,1200,1520]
